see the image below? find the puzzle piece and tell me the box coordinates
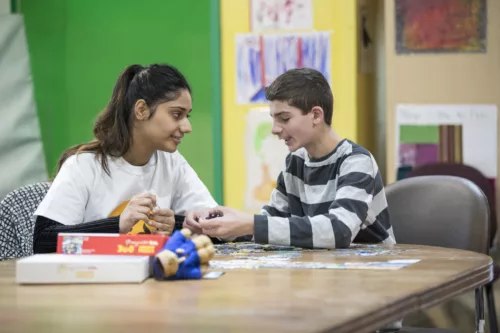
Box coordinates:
[127,209,157,235]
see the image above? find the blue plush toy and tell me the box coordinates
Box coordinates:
[153,229,215,280]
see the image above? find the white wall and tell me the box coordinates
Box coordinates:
[0,0,11,14]
[0,15,48,199]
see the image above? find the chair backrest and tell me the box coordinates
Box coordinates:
[406,163,497,247]
[385,175,490,255]
[0,182,51,260]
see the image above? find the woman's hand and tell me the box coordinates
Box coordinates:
[119,193,156,233]
[149,208,175,235]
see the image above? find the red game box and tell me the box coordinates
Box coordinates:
[56,233,169,256]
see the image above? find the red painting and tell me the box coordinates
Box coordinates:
[395,0,486,53]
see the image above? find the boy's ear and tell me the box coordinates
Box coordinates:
[134,99,151,120]
[311,106,325,125]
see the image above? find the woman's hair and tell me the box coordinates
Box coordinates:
[55,63,191,177]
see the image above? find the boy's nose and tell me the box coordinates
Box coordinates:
[272,124,282,135]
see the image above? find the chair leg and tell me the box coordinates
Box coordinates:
[486,283,498,333]
[476,287,486,333]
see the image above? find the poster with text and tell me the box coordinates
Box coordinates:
[396,104,497,187]
[250,0,313,32]
[244,107,289,212]
[236,31,331,104]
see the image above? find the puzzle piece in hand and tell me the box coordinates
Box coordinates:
[153,228,215,280]
[206,212,223,219]
[128,210,157,235]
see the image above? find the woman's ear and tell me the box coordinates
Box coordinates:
[134,99,151,120]
[310,106,325,125]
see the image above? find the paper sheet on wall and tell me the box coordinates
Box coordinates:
[396,104,498,184]
[236,31,331,104]
[250,0,313,32]
[244,108,289,211]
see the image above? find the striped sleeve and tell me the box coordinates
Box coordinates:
[254,154,375,249]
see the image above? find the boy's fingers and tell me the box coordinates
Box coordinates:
[198,219,213,227]
[202,227,222,237]
[204,207,222,216]
[215,206,233,214]
[185,219,201,228]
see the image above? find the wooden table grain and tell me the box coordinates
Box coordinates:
[0,244,493,333]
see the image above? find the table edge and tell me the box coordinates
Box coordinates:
[318,258,493,333]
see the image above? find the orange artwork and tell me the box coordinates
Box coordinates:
[395,0,486,53]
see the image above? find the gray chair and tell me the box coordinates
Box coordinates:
[385,175,492,333]
[0,182,51,260]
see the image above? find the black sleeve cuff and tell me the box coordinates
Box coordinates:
[253,214,269,244]
[33,215,120,254]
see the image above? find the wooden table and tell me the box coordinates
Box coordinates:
[0,244,493,333]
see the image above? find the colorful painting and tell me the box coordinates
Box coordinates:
[398,124,463,166]
[396,104,497,186]
[236,31,331,104]
[250,0,313,32]
[244,108,289,211]
[395,0,486,53]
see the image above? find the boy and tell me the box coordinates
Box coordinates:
[186,68,396,250]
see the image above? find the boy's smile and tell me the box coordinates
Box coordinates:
[269,100,315,152]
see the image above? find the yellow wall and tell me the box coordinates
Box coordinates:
[221,0,360,210]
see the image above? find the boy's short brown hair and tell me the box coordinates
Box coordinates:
[265,68,334,125]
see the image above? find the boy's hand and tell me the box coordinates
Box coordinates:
[198,206,254,239]
[183,211,204,235]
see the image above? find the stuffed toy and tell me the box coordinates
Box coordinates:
[153,228,215,280]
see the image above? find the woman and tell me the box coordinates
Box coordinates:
[33,64,217,253]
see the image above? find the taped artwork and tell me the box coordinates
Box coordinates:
[395,104,498,187]
[244,108,289,211]
[236,31,331,104]
[395,0,486,54]
[250,0,313,32]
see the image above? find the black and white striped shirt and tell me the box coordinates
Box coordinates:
[254,139,396,249]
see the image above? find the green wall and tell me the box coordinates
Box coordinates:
[21,0,222,203]
[20,0,66,178]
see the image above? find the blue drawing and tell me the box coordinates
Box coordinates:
[236,31,331,105]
